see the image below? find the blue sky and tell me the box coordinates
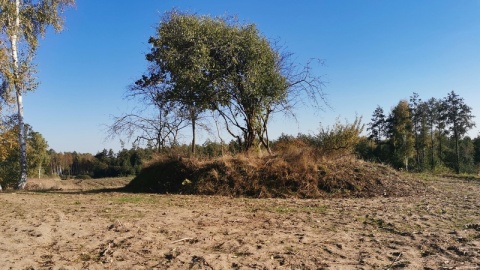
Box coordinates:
[25,0,480,154]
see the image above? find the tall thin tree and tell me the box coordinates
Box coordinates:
[0,0,74,189]
[442,91,475,174]
[389,100,415,170]
[425,97,439,170]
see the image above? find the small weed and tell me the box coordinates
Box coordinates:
[234,251,253,257]
[212,242,225,251]
[79,252,91,261]
[284,246,295,254]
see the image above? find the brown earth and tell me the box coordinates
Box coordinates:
[1,176,479,269]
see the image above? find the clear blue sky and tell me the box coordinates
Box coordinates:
[26,0,480,154]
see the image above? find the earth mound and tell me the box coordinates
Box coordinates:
[125,150,426,198]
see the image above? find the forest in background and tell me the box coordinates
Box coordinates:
[0,89,478,188]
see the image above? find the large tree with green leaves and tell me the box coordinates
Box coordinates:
[210,22,292,152]
[142,12,220,155]
[442,91,475,174]
[0,0,74,188]
[137,11,325,153]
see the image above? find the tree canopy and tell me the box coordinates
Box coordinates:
[121,10,326,153]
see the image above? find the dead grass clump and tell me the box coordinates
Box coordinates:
[125,149,425,198]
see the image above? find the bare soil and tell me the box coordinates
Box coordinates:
[1,176,480,269]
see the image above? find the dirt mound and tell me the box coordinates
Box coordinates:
[125,150,425,198]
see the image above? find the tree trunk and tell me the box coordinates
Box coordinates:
[404,156,409,172]
[430,127,435,171]
[454,130,460,174]
[245,124,255,151]
[190,106,196,156]
[16,94,28,188]
[243,111,256,152]
[12,0,28,189]
[414,130,420,167]
[438,133,443,163]
[258,112,272,154]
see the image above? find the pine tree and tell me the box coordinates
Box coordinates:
[442,91,476,174]
[367,105,387,143]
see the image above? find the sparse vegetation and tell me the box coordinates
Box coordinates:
[1,175,480,269]
[125,143,423,198]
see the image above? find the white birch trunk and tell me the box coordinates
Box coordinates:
[11,0,28,189]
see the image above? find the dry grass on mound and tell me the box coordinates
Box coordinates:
[126,147,426,198]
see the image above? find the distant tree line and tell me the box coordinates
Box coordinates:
[0,115,156,186]
[359,91,478,174]
[47,148,154,179]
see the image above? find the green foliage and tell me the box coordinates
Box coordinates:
[310,117,364,156]
[0,121,49,187]
[458,137,476,174]
[364,92,477,174]
[389,100,415,170]
[0,148,20,188]
[473,136,480,165]
[442,91,476,174]
[130,10,325,153]
[27,130,49,178]
[46,148,156,180]
[143,11,289,152]
[367,106,387,143]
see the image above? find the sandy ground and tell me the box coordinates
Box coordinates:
[1,177,479,269]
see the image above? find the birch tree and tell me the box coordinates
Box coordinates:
[389,100,415,170]
[0,0,74,188]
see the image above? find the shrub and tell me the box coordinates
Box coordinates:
[313,116,364,157]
